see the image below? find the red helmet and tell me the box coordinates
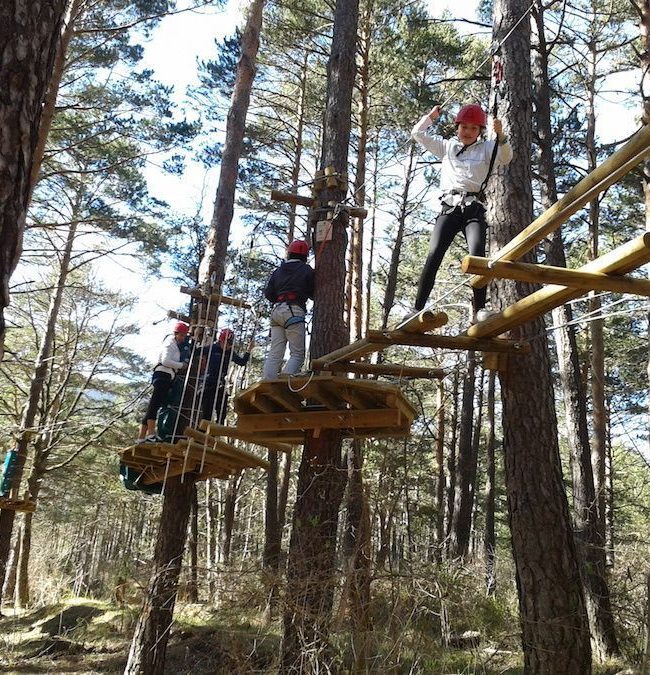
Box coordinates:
[174,321,189,335]
[218,328,234,346]
[287,239,309,256]
[455,104,487,127]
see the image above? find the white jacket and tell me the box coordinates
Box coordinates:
[411,114,513,196]
[154,335,185,376]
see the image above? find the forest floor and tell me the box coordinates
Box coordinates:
[0,598,637,674]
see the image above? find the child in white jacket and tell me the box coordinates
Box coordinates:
[410,103,512,323]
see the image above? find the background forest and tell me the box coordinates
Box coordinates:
[1,0,649,673]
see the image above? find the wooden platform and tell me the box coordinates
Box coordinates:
[233,375,417,442]
[119,438,269,485]
[0,496,36,513]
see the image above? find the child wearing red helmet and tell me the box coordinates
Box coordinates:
[137,321,190,443]
[409,103,512,323]
[262,239,314,379]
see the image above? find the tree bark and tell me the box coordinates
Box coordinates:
[484,371,497,595]
[349,0,373,341]
[445,368,460,546]
[449,350,477,559]
[489,0,592,669]
[532,4,619,658]
[340,440,372,672]
[221,474,241,565]
[0,218,78,602]
[434,381,446,559]
[199,0,266,288]
[280,0,359,670]
[0,1,66,357]
[187,484,199,603]
[381,143,417,329]
[263,450,281,618]
[125,477,196,675]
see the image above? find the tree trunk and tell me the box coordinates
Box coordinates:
[341,440,372,672]
[278,452,291,533]
[484,371,497,595]
[489,0,592,669]
[445,368,460,546]
[349,0,373,342]
[2,526,20,605]
[221,474,241,566]
[0,1,66,596]
[127,0,266,666]
[286,50,309,243]
[435,381,446,559]
[532,4,619,658]
[187,484,199,603]
[449,350,477,559]
[280,0,359,670]
[199,0,266,288]
[381,143,417,329]
[125,477,196,675]
[0,217,78,601]
[29,0,84,191]
[263,450,281,618]
[469,366,485,556]
[0,1,66,357]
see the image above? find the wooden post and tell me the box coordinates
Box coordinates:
[463,255,650,296]
[321,361,445,378]
[468,232,650,338]
[470,124,650,289]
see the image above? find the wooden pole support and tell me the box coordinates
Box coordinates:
[167,310,191,323]
[311,337,380,370]
[470,124,650,289]
[270,189,367,219]
[322,361,445,379]
[395,310,449,333]
[365,329,530,354]
[197,421,295,452]
[462,255,650,297]
[180,286,251,309]
[184,427,270,469]
[467,232,650,339]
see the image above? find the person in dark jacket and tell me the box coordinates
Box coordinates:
[262,239,314,379]
[200,328,250,422]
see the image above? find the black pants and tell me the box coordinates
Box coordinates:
[201,381,228,423]
[415,202,488,312]
[142,372,173,424]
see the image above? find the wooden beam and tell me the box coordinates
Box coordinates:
[180,286,251,309]
[301,382,343,410]
[270,189,368,219]
[395,309,448,333]
[0,497,36,513]
[365,329,530,354]
[258,387,304,412]
[322,361,445,379]
[321,380,371,410]
[184,428,270,469]
[237,408,402,433]
[468,232,650,338]
[470,124,650,289]
[198,421,295,452]
[463,255,650,296]
[167,310,191,323]
[311,337,380,369]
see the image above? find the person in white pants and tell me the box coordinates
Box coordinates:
[262,240,314,380]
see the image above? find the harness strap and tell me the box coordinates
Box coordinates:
[477,54,504,201]
[284,315,305,328]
